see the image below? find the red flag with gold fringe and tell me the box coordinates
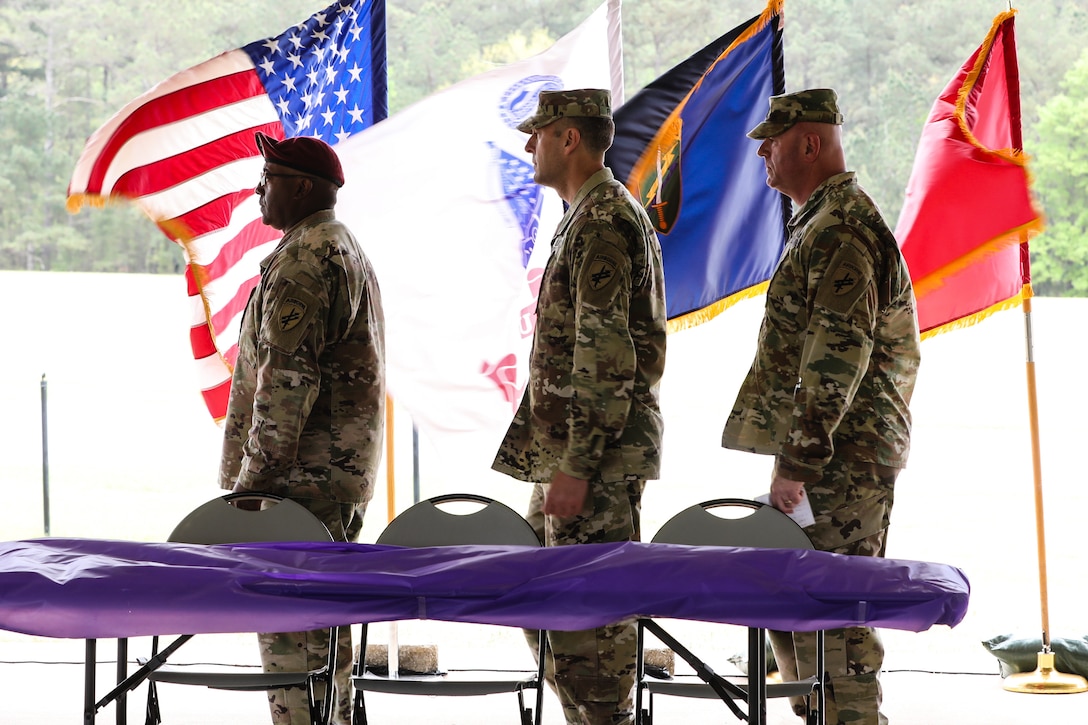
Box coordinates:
[896,10,1042,337]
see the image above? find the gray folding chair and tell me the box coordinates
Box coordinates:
[635,498,826,725]
[352,493,546,725]
[142,492,339,725]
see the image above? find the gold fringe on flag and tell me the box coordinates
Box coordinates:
[910,8,1045,302]
[919,290,1024,341]
[667,281,770,334]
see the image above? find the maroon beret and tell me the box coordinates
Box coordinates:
[255,132,345,187]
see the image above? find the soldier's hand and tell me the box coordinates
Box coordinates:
[770,475,805,515]
[543,472,589,518]
[230,482,262,511]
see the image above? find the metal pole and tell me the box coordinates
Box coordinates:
[84,639,96,725]
[1021,293,1050,650]
[385,394,395,523]
[41,373,51,536]
[1003,289,1087,693]
[412,424,421,505]
[384,394,400,679]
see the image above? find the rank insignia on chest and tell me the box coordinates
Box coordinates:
[279,297,308,332]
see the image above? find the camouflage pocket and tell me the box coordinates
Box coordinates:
[806,487,890,552]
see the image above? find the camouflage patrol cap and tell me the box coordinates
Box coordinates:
[517,88,612,133]
[747,88,844,139]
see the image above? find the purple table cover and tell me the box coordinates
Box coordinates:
[0,538,969,639]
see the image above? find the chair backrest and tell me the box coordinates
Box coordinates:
[651,498,813,550]
[377,494,540,548]
[168,493,334,544]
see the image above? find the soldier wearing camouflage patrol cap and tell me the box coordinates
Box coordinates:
[746,87,844,139]
[722,88,920,725]
[219,132,386,725]
[494,88,667,725]
[516,87,613,132]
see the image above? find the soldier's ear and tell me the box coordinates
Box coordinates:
[564,124,580,151]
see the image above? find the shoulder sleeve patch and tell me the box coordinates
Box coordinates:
[570,214,637,309]
[588,253,619,291]
[577,244,630,309]
[278,297,308,333]
[814,242,875,315]
[261,278,322,353]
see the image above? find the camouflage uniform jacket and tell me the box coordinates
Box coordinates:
[722,172,920,482]
[219,209,386,503]
[493,168,667,483]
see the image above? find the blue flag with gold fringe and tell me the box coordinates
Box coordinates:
[607,0,787,328]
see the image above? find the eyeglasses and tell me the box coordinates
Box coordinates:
[257,170,315,187]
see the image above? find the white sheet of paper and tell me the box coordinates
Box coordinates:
[754,492,816,528]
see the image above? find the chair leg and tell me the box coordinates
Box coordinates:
[314,625,339,725]
[516,687,532,725]
[352,625,369,725]
[810,629,826,725]
[307,679,320,725]
[143,681,160,725]
[533,630,547,725]
[634,621,645,725]
[352,688,367,725]
[144,636,161,725]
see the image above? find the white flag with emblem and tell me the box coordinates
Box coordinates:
[335,0,623,453]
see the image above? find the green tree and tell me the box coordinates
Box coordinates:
[459,29,556,78]
[1028,49,1088,296]
[0,0,322,272]
[387,2,482,110]
[3,0,1088,294]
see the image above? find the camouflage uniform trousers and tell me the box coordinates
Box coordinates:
[524,478,645,725]
[769,459,897,725]
[259,497,367,725]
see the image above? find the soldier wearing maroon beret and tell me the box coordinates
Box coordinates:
[219,132,385,725]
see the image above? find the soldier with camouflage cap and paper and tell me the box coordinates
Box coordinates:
[494,88,667,725]
[220,132,386,725]
[722,88,921,725]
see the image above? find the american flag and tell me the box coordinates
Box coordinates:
[67,0,387,419]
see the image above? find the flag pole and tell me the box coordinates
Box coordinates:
[998,14,1086,694]
[385,393,396,523]
[383,393,400,679]
[1002,284,1087,694]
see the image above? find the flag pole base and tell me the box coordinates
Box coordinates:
[1003,652,1088,694]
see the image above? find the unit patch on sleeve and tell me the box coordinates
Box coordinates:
[262,279,321,353]
[588,254,618,291]
[578,247,630,310]
[831,261,861,297]
[815,242,874,315]
[278,297,308,333]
